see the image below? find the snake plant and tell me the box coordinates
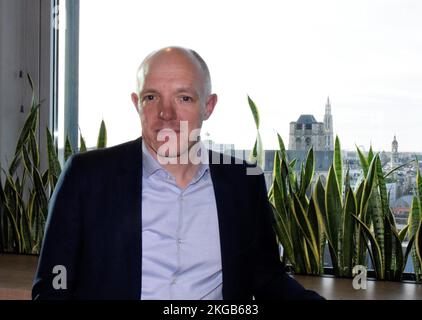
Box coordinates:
[0,74,107,254]
[269,134,324,275]
[247,96,421,281]
[409,165,422,281]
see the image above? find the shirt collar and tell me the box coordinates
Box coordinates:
[141,140,210,183]
[142,140,164,178]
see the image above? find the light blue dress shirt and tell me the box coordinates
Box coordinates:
[140,141,223,300]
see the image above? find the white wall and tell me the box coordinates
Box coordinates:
[0,0,51,172]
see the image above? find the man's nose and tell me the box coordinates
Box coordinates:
[158,98,177,120]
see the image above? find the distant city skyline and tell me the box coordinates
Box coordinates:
[204,94,421,153]
[203,96,422,153]
[58,0,422,153]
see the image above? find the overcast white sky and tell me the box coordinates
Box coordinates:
[61,0,422,152]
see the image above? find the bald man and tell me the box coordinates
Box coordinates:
[32,47,323,300]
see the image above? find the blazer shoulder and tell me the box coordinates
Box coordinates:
[68,137,142,173]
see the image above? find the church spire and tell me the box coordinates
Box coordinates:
[325,96,331,115]
[391,134,399,169]
[392,134,398,150]
[323,96,334,151]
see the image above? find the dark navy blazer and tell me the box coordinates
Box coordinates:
[32,137,323,300]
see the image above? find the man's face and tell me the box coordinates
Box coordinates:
[131,49,217,160]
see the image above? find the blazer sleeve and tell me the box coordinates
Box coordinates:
[32,156,82,299]
[252,172,325,300]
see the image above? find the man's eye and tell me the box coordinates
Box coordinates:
[180,96,193,102]
[143,95,155,101]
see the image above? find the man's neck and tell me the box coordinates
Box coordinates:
[145,143,203,189]
[164,162,200,189]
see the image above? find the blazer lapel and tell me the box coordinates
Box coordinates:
[208,151,244,300]
[113,137,143,299]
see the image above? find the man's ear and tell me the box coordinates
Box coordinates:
[203,94,218,121]
[131,92,140,113]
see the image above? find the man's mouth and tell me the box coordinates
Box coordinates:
[156,128,180,133]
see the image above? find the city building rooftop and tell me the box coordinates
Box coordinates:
[296,114,318,124]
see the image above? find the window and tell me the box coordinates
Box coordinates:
[55,0,422,278]
[56,1,422,154]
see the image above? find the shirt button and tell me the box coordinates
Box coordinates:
[177,239,183,244]
[171,279,177,285]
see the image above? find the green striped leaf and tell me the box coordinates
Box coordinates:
[247,95,260,129]
[80,132,87,153]
[415,219,422,270]
[300,147,314,198]
[368,146,374,164]
[65,135,74,162]
[355,181,364,214]
[287,198,307,274]
[277,133,287,160]
[398,225,409,242]
[21,147,33,176]
[356,145,369,178]
[250,131,264,169]
[313,176,339,275]
[292,194,320,268]
[359,155,377,220]
[32,166,48,215]
[417,165,422,211]
[1,174,22,252]
[383,214,393,279]
[353,214,384,279]
[344,167,350,195]
[409,197,421,237]
[370,190,385,266]
[272,151,281,194]
[334,135,343,197]
[384,161,415,179]
[409,197,422,280]
[308,197,323,272]
[29,131,39,168]
[375,156,389,216]
[326,166,342,247]
[20,198,32,254]
[271,182,295,267]
[390,225,404,281]
[27,192,36,227]
[97,119,107,149]
[10,104,40,173]
[27,73,36,109]
[289,159,297,170]
[46,127,61,187]
[403,235,415,275]
[342,188,356,277]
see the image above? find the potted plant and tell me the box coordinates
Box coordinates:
[0,74,107,255]
[247,96,422,283]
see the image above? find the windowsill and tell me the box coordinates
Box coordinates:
[292,274,422,300]
[0,254,37,300]
[1,254,421,300]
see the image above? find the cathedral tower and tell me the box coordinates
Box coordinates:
[391,135,398,168]
[323,97,334,151]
